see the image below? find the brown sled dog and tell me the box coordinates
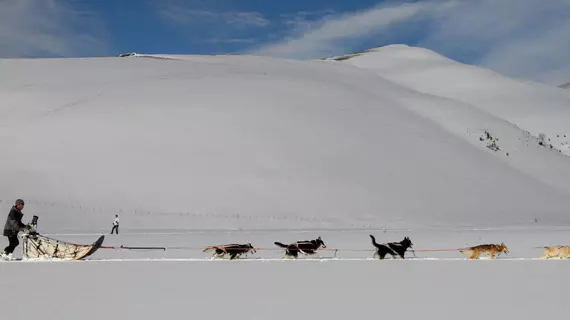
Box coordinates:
[459,243,509,259]
[203,243,257,260]
[540,245,570,259]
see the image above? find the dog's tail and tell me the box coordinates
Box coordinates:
[203,246,218,253]
[274,242,288,248]
[369,235,380,248]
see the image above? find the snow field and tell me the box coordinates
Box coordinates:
[1,253,569,320]
[3,227,568,320]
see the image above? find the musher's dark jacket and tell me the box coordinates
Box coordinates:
[3,206,26,237]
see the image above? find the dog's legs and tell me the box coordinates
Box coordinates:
[287,250,298,259]
[283,251,295,260]
[291,250,298,259]
[469,251,480,259]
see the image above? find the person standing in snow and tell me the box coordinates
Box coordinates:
[111,214,119,234]
[2,199,31,260]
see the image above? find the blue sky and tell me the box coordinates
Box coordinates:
[1,0,569,85]
[90,0,398,56]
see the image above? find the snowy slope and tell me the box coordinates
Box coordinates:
[332,44,570,156]
[3,49,570,320]
[561,81,570,89]
[1,52,570,234]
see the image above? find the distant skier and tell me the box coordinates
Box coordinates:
[111,214,119,234]
[2,199,31,260]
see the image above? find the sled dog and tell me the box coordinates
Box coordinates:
[203,243,256,260]
[459,243,509,259]
[274,236,326,259]
[369,235,413,259]
[540,245,570,259]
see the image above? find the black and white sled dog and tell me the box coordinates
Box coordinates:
[369,235,413,259]
[274,236,327,259]
[203,243,257,260]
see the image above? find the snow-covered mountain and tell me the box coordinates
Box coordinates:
[561,81,570,89]
[3,46,570,320]
[1,46,570,233]
[327,45,570,155]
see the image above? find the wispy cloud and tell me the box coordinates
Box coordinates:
[0,0,108,58]
[418,0,570,85]
[155,0,269,50]
[279,9,337,32]
[158,0,269,28]
[251,2,428,60]
[161,8,269,28]
[205,38,258,44]
[250,0,570,85]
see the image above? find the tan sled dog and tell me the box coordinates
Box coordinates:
[459,243,509,259]
[540,245,570,259]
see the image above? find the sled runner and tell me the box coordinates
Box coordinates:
[21,232,105,261]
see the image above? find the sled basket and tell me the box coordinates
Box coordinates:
[22,232,105,261]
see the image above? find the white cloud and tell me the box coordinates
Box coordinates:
[253,3,427,60]
[476,23,570,85]
[279,10,338,33]
[205,38,257,44]
[250,0,570,85]
[0,0,107,58]
[155,0,268,48]
[159,6,269,28]
[418,0,570,85]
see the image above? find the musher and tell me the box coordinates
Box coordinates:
[2,199,32,260]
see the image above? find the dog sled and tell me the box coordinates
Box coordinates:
[21,231,105,261]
